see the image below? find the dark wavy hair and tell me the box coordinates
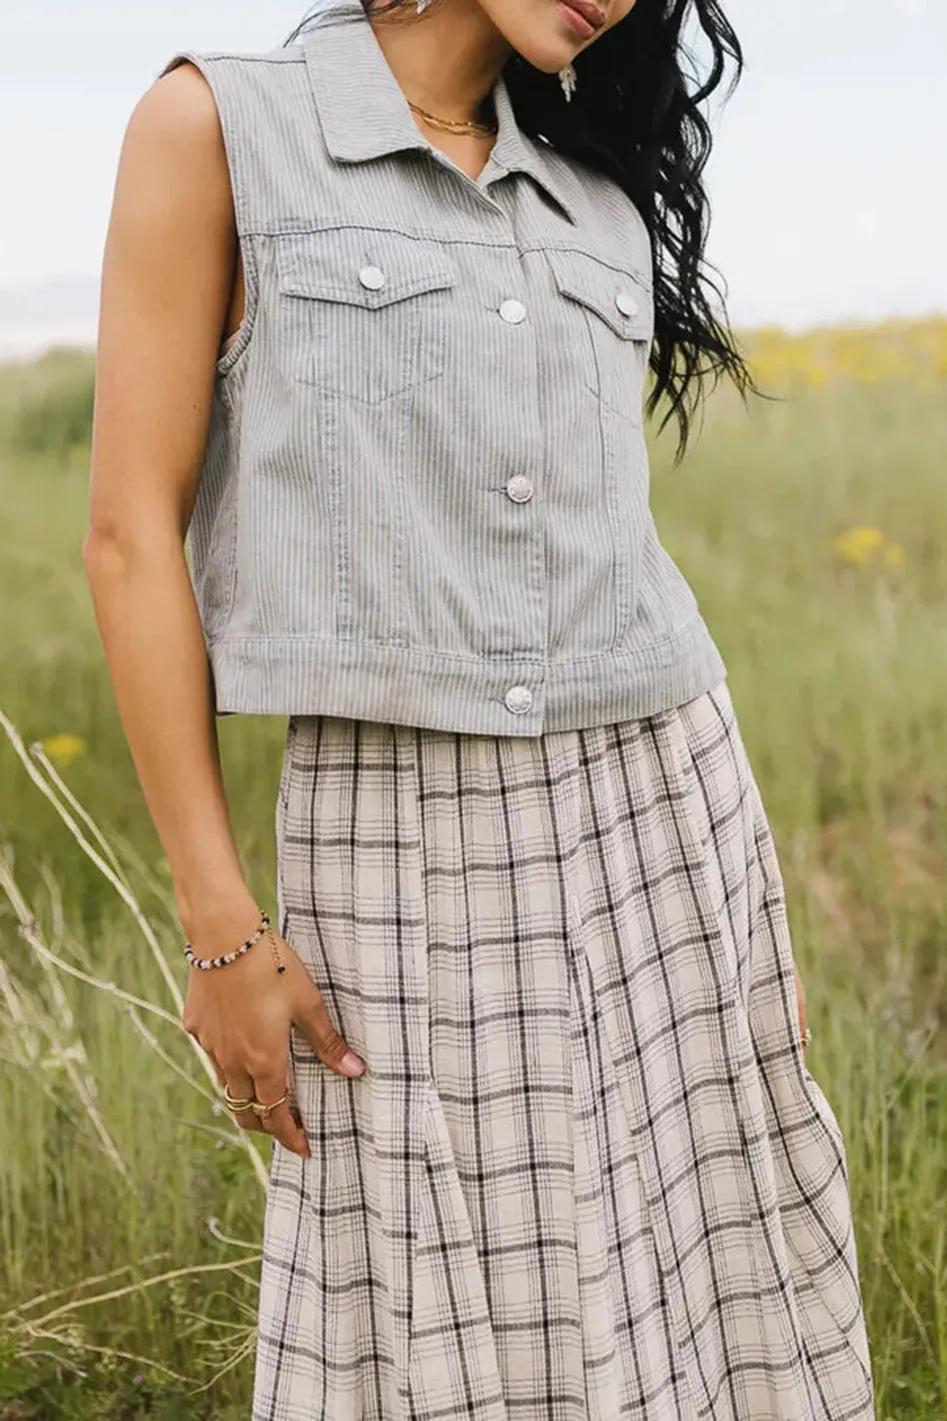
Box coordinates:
[286,0,758,461]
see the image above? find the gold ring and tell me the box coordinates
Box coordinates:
[250,1094,288,1122]
[801,1027,813,1049]
[223,1083,255,1113]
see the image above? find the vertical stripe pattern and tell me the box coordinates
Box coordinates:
[252,683,875,1419]
[158,0,727,736]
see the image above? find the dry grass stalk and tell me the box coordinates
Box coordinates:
[0,847,130,1178]
[0,704,275,1385]
[0,705,270,1190]
[6,1254,263,1389]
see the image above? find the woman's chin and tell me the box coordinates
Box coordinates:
[510,39,580,74]
[493,12,582,75]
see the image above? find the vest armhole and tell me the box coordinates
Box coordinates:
[156,51,260,377]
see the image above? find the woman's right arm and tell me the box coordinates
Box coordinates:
[83,64,365,1161]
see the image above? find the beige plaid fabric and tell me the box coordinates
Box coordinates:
[253,683,874,1419]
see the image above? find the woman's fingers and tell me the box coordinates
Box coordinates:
[220,1061,264,1132]
[203,1046,262,1130]
[294,979,366,1079]
[185,935,359,1157]
[253,1065,310,1158]
[221,1062,255,1102]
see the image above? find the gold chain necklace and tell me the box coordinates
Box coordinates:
[408,100,498,139]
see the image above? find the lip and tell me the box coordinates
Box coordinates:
[555,0,606,38]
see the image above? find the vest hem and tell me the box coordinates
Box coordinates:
[205,617,727,736]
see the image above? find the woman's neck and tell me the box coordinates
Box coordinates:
[368,0,512,129]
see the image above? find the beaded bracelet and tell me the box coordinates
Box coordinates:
[184,908,273,971]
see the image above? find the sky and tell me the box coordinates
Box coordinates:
[0,0,944,352]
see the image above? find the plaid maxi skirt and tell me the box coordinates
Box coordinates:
[252,681,875,1420]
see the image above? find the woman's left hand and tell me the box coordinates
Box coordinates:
[795,963,808,1051]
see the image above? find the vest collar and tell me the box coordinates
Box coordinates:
[301,0,578,224]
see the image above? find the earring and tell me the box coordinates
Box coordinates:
[417,0,430,11]
[558,64,577,102]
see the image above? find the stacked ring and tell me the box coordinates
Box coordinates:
[802,1027,813,1049]
[222,1084,289,1122]
[251,1094,288,1123]
[223,1084,255,1114]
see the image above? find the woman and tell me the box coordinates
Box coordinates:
[84,0,875,1415]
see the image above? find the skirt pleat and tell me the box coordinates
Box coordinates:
[252,682,875,1420]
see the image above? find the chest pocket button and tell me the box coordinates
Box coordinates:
[276,230,456,403]
[546,247,653,423]
[546,248,652,341]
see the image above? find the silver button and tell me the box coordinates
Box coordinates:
[499,299,527,325]
[615,290,638,318]
[504,685,533,714]
[506,475,534,503]
[359,265,386,291]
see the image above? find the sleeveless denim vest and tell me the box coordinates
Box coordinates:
[160,0,727,736]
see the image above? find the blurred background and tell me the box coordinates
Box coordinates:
[2,0,945,351]
[1,2,945,1417]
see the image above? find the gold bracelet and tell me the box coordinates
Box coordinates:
[267,926,286,975]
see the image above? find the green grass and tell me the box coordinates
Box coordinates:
[1,345,946,1417]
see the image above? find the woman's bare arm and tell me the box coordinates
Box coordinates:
[83,65,365,1159]
[85,63,247,936]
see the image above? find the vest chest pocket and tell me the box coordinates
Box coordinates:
[275,229,457,405]
[546,248,653,425]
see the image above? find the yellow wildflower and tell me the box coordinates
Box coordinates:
[743,316,947,393]
[41,734,87,767]
[833,526,885,567]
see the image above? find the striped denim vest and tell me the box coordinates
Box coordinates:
[160,0,726,736]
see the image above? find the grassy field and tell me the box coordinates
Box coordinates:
[1,324,946,1417]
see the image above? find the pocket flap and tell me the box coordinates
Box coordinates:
[276,229,456,308]
[546,248,652,339]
